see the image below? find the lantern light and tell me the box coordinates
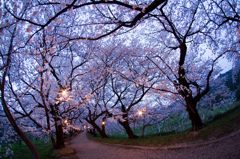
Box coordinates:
[137,110,143,116]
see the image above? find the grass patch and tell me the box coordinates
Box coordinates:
[198,101,240,139]
[12,139,55,159]
[88,101,240,146]
[87,131,190,146]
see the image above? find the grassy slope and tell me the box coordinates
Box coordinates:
[12,140,55,159]
[89,102,240,146]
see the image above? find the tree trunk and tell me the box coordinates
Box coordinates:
[101,122,107,137]
[141,125,146,138]
[1,93,40,159]
[50,134,56,146]
[119,121,138,139]
[51,106,65,149]
[0,26,40,158]
[186,101,204,131]
[90,121,108,138]
[55,122,65,149]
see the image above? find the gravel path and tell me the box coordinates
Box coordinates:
[69,131,240,159]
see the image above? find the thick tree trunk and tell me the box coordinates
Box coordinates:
[119,121,138,139]
[51,106,65,149]
[186,101,204,131]
[1,93,40,159]
[55,123,65,149]
[0,26,40,159]
[90,121,108,138]
[177,42,204,131]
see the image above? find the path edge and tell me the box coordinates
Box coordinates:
[92,129,240,150]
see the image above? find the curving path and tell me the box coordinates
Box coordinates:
[69,131,240,159]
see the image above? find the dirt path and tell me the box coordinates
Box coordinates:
[69,132,240,159]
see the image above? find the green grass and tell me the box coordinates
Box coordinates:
[11,139,55,159]
[198,101,240,139]
[88,101,240,146]
[87,131,190,146]
[0,140,55,159]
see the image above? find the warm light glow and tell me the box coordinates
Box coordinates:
[137,110,143,116]
[57,88,71,102]
[61,89,68,98]
[102,121,106,125]
[64,119,69,125]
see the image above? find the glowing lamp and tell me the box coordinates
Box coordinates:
[137,110,143,116]
[58,88,71,102]
[64,119,69,125]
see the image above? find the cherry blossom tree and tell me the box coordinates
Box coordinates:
[208,0,239,27]
[0,16,41,159]
[0,2,238,157]
[144,0,237,131]
[4,24,92,148]
[4,0,167,42]
[83,82,110,138]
